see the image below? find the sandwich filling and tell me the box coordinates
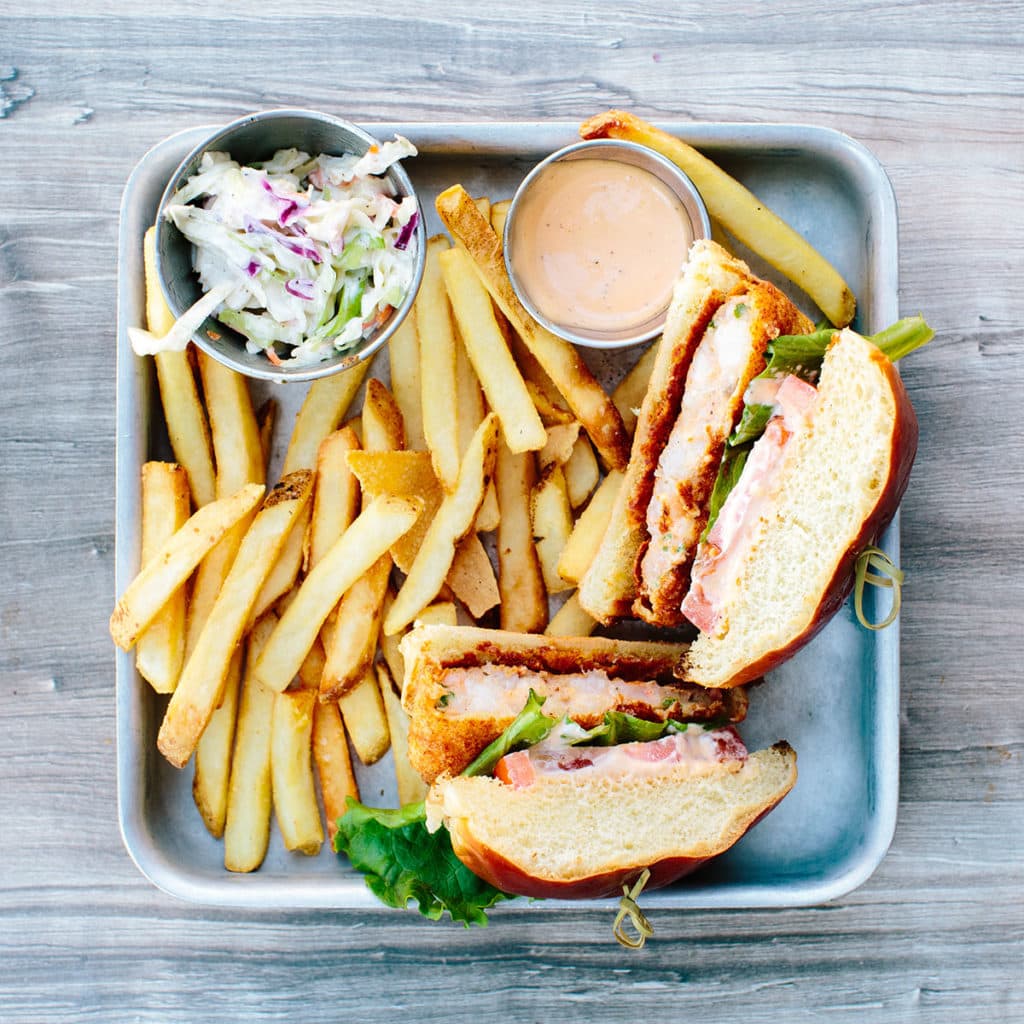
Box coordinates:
[640,294,764,597]
[493,725,748,790]
[436,664,704,720]
[682,373,817,634]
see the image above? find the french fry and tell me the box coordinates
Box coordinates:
[564,434,600,508]
[312,698,359,844]
[143,227,216,509]
[557,469,624,584]
[612,340,658,439]
[545,591,597,637]
[532,463,574,595]
[495,439,547,633]
[452,326,500,531]
[224,612,278,873]
[489,198,511,240]
[448,534,500,619]
[192,642,242,838]
[254,495,422,692]
[539,422,581,468]
[415,601,459,627]
[524,378,575,426]
[377,663,427,805]
[197,351,265,493]
[250,502,310,621]
[155,473,312,768]
[473,195,491,220]
[282,361,369,475]
[384,415,499,635]
[440,246,547,455]
[110,482,265,651]
[320,554,389,700]
[580,111,856,327]
[418,235,461,490]
[379,590,407,689]
[338,664,391,765]
[271,675,323,856]
[134,462,190,693]
[388,313,426,450]
[346,450,442,573]
[308,427,361,570]
[577,466,637,623]
[435,185,630,469]
[321,380,403,699]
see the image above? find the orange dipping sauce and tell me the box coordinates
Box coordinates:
[507,157,694,334]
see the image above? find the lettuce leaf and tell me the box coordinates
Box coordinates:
[570,711,695,747]
[461,688,558,778]
[333,799,513,926]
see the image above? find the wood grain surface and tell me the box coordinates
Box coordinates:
[1,2,1021,1021]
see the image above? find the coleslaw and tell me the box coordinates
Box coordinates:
[162,139,419,366]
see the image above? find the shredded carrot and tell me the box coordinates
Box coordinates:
[265,347,284,367]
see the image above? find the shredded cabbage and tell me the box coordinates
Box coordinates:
[163,138,419,366]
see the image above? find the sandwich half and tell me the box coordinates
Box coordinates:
[578,239,811,626]
[677,327,920,688]
[401,623,748,784]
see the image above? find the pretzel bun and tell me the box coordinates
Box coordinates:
[678,329,919,688]
[426,742,797,900]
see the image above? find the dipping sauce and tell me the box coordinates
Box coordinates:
[507,157,694,334]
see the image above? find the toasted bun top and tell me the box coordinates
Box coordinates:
[679,329,919,688]
[428,742,797,898]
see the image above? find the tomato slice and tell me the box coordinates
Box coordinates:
[494,750,536,789]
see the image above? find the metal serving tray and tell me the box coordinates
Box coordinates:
[116,121,900,911]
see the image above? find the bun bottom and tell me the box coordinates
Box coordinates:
[427,742,797,900]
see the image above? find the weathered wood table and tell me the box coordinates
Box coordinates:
[1,2,1020,1020]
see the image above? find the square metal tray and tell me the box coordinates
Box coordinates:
[116,121,900,911]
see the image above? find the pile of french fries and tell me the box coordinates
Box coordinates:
[112,201,655,874]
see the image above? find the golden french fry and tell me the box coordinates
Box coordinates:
[250,502,310,621]
[362,378,407,453]
[377,664,427,805]
[254,496,422,692]
[473,195,491,220]
[144,227,217,509]
[531,463,574,595]
[416,601,459,627]
[346,450,443,573]
[282,361,369,475]
[557,469,624,584]
[545,591,597,637]
[384,415,498,635]
[197,351,265,493]
[495,439,547,633]
[418,235,461,490]
[320,555,389,700]
[577,464,637,623]
[435,185,629,469]
[379,590,407,689]
[580,111,856,327]
[192,642,243,838]
[388,312,426,450]
[312,698,359,844]
[452,325,500,531]
[224,612,278,873]
[271,677,323,856]
[448,533,500,619]
[539,422,582,468]
[440,246,547,455]
[308,427,361,571]
[564,433,600,508]
[524,378,575,426]
[155,473,312,768]
[110,482,265,651]
[338,664,391,765]
[135,462,190,693]
[489,198,511,239]
[612,340,658,439]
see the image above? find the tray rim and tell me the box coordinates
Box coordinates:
[116,119,900,912]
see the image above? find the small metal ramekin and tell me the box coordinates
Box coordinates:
[154,108,425,383]
[503,139,710,349]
